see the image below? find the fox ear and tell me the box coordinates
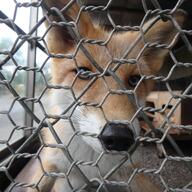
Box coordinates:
[140,10,187,73]
[42,0,95,54]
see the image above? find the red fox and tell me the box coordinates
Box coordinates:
[10,0,186,191]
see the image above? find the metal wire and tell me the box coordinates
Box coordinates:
[0,0,192,191]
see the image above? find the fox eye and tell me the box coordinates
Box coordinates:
[128,75,141,87]
[75,67,92,80]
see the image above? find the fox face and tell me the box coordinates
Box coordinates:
[43,0,186,152]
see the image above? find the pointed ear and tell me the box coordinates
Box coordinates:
[140,10,187,73]
[42,0,95,54]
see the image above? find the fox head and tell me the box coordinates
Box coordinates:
[43,0,186,152]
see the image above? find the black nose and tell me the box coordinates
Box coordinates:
[99,122,135,151]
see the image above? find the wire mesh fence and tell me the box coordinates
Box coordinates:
[0,0,192,191]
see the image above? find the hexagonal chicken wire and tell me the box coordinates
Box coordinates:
[0,0,192,192]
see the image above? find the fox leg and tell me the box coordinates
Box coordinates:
[26,163,57,192]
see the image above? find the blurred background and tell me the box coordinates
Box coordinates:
[0,0,50,148]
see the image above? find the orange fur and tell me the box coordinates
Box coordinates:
[11,1,186,191]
